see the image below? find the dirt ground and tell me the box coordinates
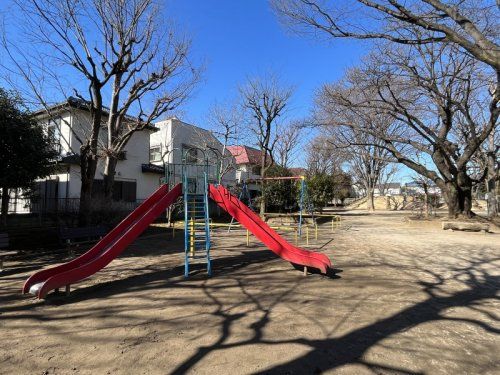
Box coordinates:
[1,211,499,375]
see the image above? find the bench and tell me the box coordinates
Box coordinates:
[0,233,17,271]
[59,226,108,256]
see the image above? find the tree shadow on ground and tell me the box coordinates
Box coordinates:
[170,254,499,375]
[3,230,183,274]
[0,248,331,313]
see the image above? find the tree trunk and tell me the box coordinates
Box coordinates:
[443,177,473,219]
[423,184,429,219]
[486,132,498,217]
[1,187,9,227]
[366,187,375,211]
[260,152,267,217]
[75,83,103,227]
[444,182,460,219]
[78,151,98,227]
[457,169,473,218]
[103,156,118,200]
[259,187,266,216]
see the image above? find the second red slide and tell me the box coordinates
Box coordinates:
[209,184,332,273]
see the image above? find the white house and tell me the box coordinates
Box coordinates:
[9,99,233,214]
[7,98,161,214]
[145,117,236,193]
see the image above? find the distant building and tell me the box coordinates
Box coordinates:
[404,182,441,196]
[374,183,401,196]
[227,146,262,181]
[227,145,264,197]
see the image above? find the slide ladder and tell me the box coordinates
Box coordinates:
[184,173,211,277]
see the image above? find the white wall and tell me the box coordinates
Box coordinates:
[65,130,160,200]
[150,118,236,187]
[235,163,261,182]
[37,108,161,201]
[152,118,226,164]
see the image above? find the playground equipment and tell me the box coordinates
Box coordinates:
[180,149,214,278]
[227,180,255,232]
[209,184,331,273]
[23,151,332,299]
[245,175,314,236]
[23,183,183,298]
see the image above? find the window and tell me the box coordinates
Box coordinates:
[149,145,162,162]
[98,127,108,144]
[47,118,61,154]
[47,119,60,140]
[47,124,56,141]
[117,181,137,202]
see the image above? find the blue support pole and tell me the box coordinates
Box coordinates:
[204,172,212,276]
[183,173,189,278]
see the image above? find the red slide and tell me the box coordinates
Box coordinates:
[23,183,182,299]
[209,184,332,273]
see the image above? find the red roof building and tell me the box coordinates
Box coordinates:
[226,145,265,187]
[226,145,263,165]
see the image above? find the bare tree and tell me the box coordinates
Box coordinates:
[275,121,302,168]
[240,74,294,215]
[306,135,346,175]
[336,132,392,212]
[317,40,497,218]
[207,100,246,182]
[485,131,499,217]
[378,164,399,197]
[411,174,438,218]
[273,0,500,216]
[272,0,500,71]
[315,90,400,212]
[468,129,499,217]
[3,0,199,224]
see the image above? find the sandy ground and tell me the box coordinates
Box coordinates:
[1,211,499,375]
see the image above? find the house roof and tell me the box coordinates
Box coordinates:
[34,97,157,131]
[227,145,262,165]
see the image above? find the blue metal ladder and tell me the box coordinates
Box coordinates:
[184,173,212,277]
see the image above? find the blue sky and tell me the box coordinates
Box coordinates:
[166,0,366,126]
[0,0,381,170]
